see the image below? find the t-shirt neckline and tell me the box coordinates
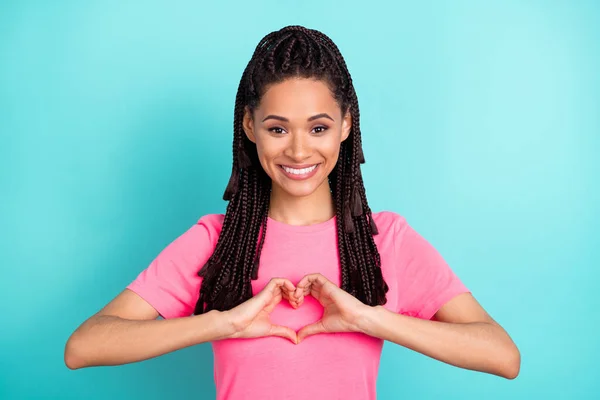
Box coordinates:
[266,215,337,233]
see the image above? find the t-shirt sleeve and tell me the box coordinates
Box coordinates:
[394,215,471,320]
[125,215,221,319]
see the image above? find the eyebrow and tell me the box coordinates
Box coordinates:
[261,113,334,123]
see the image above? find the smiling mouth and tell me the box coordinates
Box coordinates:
[278,163,321,180]
[280,164,319,175]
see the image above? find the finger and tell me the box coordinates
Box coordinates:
[295,273,327,298]
[294,276,311,298]
[297,320,326,343]
[271,278,297,298]
[294,286,310,302]
[286,287,303,305]
[262,278,292,298]
[279,280,298,300]
[257,278,291,310]
[298,273,327,291]
[281,291,299,308]
[282,279,296,293]
[270,324,298,344]
[282,283,297,300]
[261,279,301,312]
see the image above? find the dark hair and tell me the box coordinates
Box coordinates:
[193,25,389,314]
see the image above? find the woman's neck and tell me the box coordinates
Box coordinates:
[268,179,335,226]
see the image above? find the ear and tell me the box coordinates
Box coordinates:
[243,106,256,143]
[341,109,352,142]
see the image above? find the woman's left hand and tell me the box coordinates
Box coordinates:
[291,273,370,343]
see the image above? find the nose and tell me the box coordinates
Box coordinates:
[284,132,311,161]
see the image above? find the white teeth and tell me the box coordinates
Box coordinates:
[282,164,317,175]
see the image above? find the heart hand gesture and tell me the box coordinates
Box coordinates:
[225,277,299,344]
[292,273,369,343]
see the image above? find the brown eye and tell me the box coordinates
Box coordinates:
[313,126,328,134]
[268,127,285,134]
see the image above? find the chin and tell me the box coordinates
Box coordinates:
[277,181,322,198]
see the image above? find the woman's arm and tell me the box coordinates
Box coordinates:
[356,292,520,379]
[64,289,234,369]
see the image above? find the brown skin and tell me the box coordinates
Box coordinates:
[226,278,300,343]
[242,77,351,226]
[63,78,351,369]
[242,77,520,378]
[289,273,521,379]
[66,77,520,379]
[64,277,302,369]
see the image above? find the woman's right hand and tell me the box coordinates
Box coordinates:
[223,277,298,344]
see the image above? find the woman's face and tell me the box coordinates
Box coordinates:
[242,78,351,198]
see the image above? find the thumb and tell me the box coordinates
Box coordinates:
[297,321,326,343]
[270,324,298,344]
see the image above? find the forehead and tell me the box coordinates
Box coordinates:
[257,78,339,117]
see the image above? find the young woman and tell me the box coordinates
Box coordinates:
[65,25,520,399]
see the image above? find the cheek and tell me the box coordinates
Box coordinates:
[254,138,279,170]
[321,137,343,161]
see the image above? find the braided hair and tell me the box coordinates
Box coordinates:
[193,25,389,315]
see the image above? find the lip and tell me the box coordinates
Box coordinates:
[280,163,319,169]
[278,163,321,181]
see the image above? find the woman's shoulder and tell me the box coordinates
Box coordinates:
[176,213,225,247]
[196,213,226,232]
[371,210,408,234]
[197,213,225,226]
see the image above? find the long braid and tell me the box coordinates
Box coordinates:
[194,26,388,315]
[253,185,271,280]
[317,29,387,305]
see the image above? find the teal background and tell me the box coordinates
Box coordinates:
[1,0,598,399]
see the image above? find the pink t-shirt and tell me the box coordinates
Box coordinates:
[127,211,470,400]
